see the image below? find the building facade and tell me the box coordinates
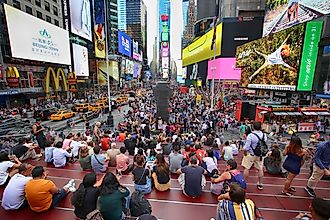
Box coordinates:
[182,0,189,31]
[126,0,147,56]
[117,0,126,31]
[108,0,118,54]
[182,0,196,47]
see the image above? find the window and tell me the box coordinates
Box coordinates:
[25,5,33,15]
[13,0,21,9]
[46,15,51,23]
[54,19,59,26]
[53,6,58,16]
[35,0,41,7]
[36,11,43,19]
[45,1,50,11]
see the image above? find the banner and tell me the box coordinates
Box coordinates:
[93,0,106,58]
[133,62,142,78]
[297,21,323,91]
[72,43,89,77]
[97,61,119,85]
[207,58,241,80]
[118,31,132,57]
[133,41,139,60]
[70,0,92,41]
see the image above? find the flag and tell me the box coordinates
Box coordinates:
[211,0,220,50]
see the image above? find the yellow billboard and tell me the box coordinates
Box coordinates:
[182,23,222,67]
[97,61,119,85]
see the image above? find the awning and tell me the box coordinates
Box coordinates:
[260,111,268,114]
[302,112,328,116]
[273,112,288,116]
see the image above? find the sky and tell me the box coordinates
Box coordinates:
[144,0,183,65]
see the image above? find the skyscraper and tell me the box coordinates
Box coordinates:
[182,0,196,47]
[159,0,170,41]
[182,0,189,32]
[126,0,147,56]
[107,0,119,54]
[118,0,127,31]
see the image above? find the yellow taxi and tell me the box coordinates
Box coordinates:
[50,110,75,121]
[89,102,108,112]
[116,95,128,105]
[98,97,108,104]
[73,103,90,112]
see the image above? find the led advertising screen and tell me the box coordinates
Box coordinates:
[94,0,106,58]
[4,4,71,65]
[182,23,222,67]
[133,40,139,60]
[97,61,119,85]
[125,60,134,75]
[133,62,142,78]
[70,0,92,41]
[263,0,330,36]
[207,58,241,80]
[297,21,323,91]
[162,32,169,42]
[120,59,126,78]
[236,23,305,91]
[162,46,169,57]
[162,57,169,69]
[72,43,89,77]
[118,31,132,57]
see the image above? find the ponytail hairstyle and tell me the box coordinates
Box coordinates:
[71,173,97,207]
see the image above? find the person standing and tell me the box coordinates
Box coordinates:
[281,136,307,196]
[305,140,330,197]
[32,120,46,152]
[241,121,267,190]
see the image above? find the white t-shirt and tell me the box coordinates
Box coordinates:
[53,148,72,167]
[223,146,233,161]
[45,146,55,163]
[1,173,32,210]
[230,144,239,155]
[70,140,81,157]
[0,161,15,185]
[202,157,217,173]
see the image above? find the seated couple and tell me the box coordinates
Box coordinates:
[2,165,75,212]
[210,159,246,196]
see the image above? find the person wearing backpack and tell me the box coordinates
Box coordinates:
[242,121,268,190]
[211,159,246,195]
[130,191,152,217]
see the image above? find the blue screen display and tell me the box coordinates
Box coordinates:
[118,31,132,57]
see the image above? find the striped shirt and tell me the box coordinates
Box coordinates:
[217,199,255,220]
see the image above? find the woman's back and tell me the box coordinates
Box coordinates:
[283,152,304,175]
[98,187,129,220]
[72,186,99,219]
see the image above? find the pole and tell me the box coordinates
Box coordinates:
[104,0,111,113]
[211,26,216,110]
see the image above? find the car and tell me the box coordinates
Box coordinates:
[98,97,108,104]
[50,110,75,121]
[72,103,90,112]
[34,108,57,121]
[81,111,98,121]
[116,95,128,105]
[89,102,108,112]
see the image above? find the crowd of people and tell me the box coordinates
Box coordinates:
[0,87,330,220]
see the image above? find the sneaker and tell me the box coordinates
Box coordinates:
[64,179,76,192]
[304,186,316,197]
[257,184,263,190]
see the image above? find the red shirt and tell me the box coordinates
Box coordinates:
[101,137,110,151]
[196,149,207,164]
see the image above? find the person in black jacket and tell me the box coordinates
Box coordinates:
[71,173,100,219]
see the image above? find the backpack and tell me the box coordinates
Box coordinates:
[229,170,247,189]
[251,133,268,157]
[130,191,152,217]
[85,209,104,220]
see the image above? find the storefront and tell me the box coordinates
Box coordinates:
[298,107,330,132]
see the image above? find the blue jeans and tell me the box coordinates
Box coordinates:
[134,178,152,194]
[51,188,67,208]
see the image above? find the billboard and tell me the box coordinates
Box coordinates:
[297,21,323,91]
[72,43,89,77]
[162,57,169,69]
[126,60,134,75]
[182,23,222,66]
[162,46,169,57]
[133,62,142,78]
[236,23,305,91]
[4,4,71,65]
[70,0,92,41]
[97,61,119,85]
[221,17,264,57]
[263,0,330,36]
[133,41,139,60]
[118,31,132,57]
[207,58,241,80]
[94,0,106,58]
[120,59,126,78]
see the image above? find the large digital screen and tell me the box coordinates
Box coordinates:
[4,4,71,65]
[133,41,139,60]
[72,43,89,77]
[70,0,92,41]
[133,62,142,78]
[94,0,106,58]
[162,46,169,57]
[97,61,119,85]
[236,23,305,91]
[162,57,169,69]
[182,23,222,67]
[263,0,330,36]
[207,58,241,80]
[125,60,134,75]
[118,31,132,57]
[297,21,323,91]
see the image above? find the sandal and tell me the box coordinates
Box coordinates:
[281,191,293,196]
[288,187,296,192]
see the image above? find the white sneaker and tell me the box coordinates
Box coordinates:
[64,179,76,192]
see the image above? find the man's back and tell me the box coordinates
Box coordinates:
[218,199,255,220]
